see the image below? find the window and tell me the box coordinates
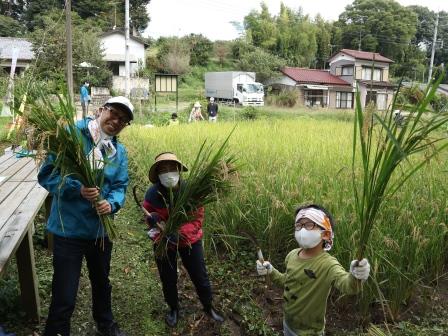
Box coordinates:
[237,84,243,93]
[362,67,383,81]
[336,92,353,108]
[342,66,354,76]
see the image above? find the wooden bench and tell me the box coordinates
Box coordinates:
[0,150,48,322]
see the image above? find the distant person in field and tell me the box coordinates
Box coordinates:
[168,112,179,126]
[80,80,91,118]
[256,204,371,336]
[188,101,204,122]
[142,152,224,327]
[207,97,218,122]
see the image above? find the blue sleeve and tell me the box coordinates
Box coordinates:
[105,149,129,214]
[37,155,82,199]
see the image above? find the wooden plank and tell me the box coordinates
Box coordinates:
[2,158,34,177]
[16,227,41,321]
[0,152,14,165]
[0,185,48,273]
[0,181,36,233]
[0,158,36,186]
[0,181,20,204]
[0,155,19,174]
[8,160,38,183]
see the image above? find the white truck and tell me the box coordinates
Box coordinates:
[204,71,264,106]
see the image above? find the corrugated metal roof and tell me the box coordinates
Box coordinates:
[335,49,393,63]
[281,67,351,86]
[0,37,34,60]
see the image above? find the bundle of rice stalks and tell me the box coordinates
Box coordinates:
[155,130,238,257]
[19,90,116,239]
[352,73,448,260]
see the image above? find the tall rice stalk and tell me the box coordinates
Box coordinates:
[352,73,448,261]
[19,88,116,239]
[155,129,238,257]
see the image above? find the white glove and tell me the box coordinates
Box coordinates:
[256,260,272,276]
[350,258,370,281]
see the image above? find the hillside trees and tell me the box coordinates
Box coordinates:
[336,0,417,61]
[29,10,111,90]
[7,0,150,33]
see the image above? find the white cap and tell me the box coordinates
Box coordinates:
[210,97,214,102]
[105,96,134,120]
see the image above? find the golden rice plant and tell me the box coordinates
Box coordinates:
[352,73,448,261]
[18,88,117,239]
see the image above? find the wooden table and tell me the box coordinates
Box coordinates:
[0,151,48,321]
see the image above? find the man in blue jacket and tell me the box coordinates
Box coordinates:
[38,97,133,336]
[80,81,91,118]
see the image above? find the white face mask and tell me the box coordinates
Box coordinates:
[159,172,180,189]
[295,229,322,249]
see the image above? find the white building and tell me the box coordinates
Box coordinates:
[100,30,147,76]
[0,37,34,75]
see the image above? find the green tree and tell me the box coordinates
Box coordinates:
[156,37,190,74]
[29,10,112,90]
[244,2,277,51]
[243,2,317,67]
[408,6,448,83]
[314,15,332,69]
[336,0,417,61]
[0,14,25,37]
[239,47,286,83]
[183,34,213,66]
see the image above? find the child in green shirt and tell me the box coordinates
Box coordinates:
[256,204,370,336]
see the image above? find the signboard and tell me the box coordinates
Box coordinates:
[155,74,178,92]
[154,74,179,112]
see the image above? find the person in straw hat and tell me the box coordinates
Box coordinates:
[142,152,224,327]
[188,101,204,122]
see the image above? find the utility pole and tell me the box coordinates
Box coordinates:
[358,30,362,51]
[66,0,74,103]
[427,12,439,84]
[124,0,130,98]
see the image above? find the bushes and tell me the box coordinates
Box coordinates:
[266,89,300,107]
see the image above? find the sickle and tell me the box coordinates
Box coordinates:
[133,185,152,217]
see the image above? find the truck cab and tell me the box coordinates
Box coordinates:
[235,83,264,106]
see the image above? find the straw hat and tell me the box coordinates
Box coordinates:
[148,152,188,183]
[194,101,201,108]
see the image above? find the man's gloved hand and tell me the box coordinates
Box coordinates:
[256,260,273,276]
[350,258,370,281]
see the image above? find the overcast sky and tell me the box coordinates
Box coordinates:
[144,0,447,41]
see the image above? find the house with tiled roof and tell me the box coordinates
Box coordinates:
[270,49,395,110]
[328,49,395,109]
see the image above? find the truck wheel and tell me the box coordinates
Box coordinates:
[233,98,239,105]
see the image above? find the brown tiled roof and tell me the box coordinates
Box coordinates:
[359,80,396,88]
[336,49,393,63]
[281,67,350,86]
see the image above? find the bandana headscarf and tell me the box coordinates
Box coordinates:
[87,118,117,169]
[295,208,334,251]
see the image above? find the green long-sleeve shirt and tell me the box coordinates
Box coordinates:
[270,248,360,335]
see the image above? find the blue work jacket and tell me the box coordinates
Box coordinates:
[38,118,129,239]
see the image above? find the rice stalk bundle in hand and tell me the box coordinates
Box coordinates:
[20,90,116,239]
[155,130,238,257]
[352,73,448,261]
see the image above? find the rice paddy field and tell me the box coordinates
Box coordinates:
[1,110,448,335]
[122,116,448,323]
